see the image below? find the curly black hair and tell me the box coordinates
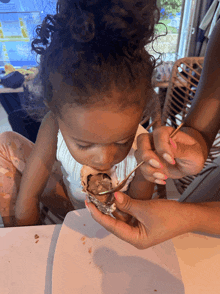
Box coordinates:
[24,0,161,121]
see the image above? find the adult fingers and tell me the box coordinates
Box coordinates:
[152,126,177,165]
[135,133,164,170]
[153,126,199,164]
[137,160,167,184]
[138,127,207,178]
[135,134,168,183]
[85,199,142,248]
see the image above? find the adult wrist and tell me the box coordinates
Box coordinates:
[178,201,220,235]
[177,201,205,233]
[191,202,220,235]
[181,126,209,158]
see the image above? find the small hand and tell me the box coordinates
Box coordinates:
[135,126,208,184]
[85,191,194,249]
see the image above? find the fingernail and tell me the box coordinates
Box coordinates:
[163,153,175,165]
[153,172,167,180]
[85,200,91,213]
[155,179,166,185]
[169,138,177,149]
[149,159,163,169]
[114,192,123,204]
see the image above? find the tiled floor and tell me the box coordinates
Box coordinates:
[0,104,180,227]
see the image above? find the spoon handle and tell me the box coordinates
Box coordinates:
[169,122,184,138]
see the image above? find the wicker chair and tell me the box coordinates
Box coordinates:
[161,56,220,195]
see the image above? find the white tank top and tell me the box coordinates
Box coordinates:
[56,124,147,209]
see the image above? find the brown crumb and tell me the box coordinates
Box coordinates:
[83,241,86,245]
[35,240,39,243]
[34,234,39,239]
[81,236,86,241]
[88,247,92,254]
[154,290,157,292]
[83,224,86,226]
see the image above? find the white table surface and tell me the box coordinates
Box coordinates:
[1,209,220,294]
[0,224,61,294]
[0,85,23,93]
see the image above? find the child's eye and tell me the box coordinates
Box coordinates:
[76,137,134,150]
[76,144,92,150]
[115,137,134,146]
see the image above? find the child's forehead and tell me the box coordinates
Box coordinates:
[58,105,143,144]
[61,103,143,121]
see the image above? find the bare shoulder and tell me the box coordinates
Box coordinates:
[32,111,59,165]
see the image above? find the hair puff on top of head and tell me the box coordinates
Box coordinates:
[32,0,160,60]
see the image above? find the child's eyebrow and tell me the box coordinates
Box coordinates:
[71,134,135,144]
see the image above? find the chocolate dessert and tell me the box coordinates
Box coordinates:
[81,166,117,215]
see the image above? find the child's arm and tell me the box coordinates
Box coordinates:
[126,125,155,201]
[126,168,155,201]
[15,111,59,226]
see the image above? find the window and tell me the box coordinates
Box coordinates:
[146,1,184,62]
[0,0,56,69]
[0,1,194,68]
[0,12,42,67]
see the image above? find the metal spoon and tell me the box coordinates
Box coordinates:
[97,123,184,196]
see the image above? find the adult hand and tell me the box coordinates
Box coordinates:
[135,126,208,184]
[85,191,196,249]
[112,208,133,224]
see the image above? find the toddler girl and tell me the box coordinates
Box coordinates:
[0,0,161,227]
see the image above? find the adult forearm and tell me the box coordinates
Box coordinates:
[181,201,220,236]
[183,20,220,150]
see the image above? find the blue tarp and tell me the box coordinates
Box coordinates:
[0,0,56,68]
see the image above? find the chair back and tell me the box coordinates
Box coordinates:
[162,57,203,126]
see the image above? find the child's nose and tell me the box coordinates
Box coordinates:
[92,146,117,169]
